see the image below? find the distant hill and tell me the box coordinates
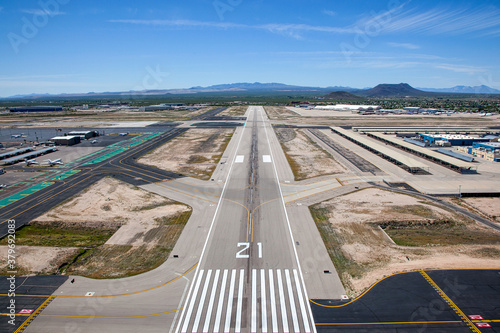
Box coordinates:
[200,82,325,91]
[3,82,499,100]
[419,85,500,94]
[357,83,430,97]
[323,91,362,100]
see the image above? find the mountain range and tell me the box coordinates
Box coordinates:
[3,82,500,99]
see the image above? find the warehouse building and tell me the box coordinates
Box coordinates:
[314,105,381,111]
[468,142,500,162]
[9,106,63,113]
[51,136,81,146]
[419,133,490,146]
[68,131,99,140]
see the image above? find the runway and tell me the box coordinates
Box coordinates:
[176,106,317,333]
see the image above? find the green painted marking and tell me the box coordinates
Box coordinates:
[125,140,145,148]
[142,132,162,140]
[82,148,128,165]
[0,181,55,209]
[49,169,81,181]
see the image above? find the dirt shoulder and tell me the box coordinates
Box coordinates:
[275,128,346,180]
[138,128,234,180]
[310,187,500,297]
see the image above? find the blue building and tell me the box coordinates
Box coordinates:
[419,133,490,146]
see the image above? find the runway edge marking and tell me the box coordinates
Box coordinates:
[420,270,481,333]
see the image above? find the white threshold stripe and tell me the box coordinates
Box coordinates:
[269,269,278,333]
[181,270,205,333]
[213,270,228,333]
[251,269,257,333]
[203,269,220,333]
[293,269,311,333]
[277,269,289,333]
[192,270,212,332]
[261,269,268,333]
[259,106,318,333]
[224,269,237,333]
[235,269,245,333]
[285,269,300,333]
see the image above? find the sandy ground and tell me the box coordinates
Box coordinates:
[34,177,190,248]
[315,188,500,296]
[462,197,500,221]
[275,128,346,180]
[0,246,78,275]
[139,128,233,180]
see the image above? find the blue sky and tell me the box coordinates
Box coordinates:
[1,0,500,96]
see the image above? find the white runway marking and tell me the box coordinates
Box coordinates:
[224,269,237,333]
[235,155,244,163]
[285,269,300,332]
[203,269,220,333]
[276,269,289,333]
[179,267,313,332]
[192,270,212,332]
[235,269,245,333]
[261,269,268,333]
[213,269,228,333]
[251,269,257,333]
[263,154,271,163]
[181,270,204,333]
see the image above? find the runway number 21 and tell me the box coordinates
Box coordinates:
[236,242,262,258]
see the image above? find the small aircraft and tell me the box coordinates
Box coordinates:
[23,159,38,166]
[11,134,25,138]
[119,132,128,136]
[91,140,97,144]
[46,158,64,166]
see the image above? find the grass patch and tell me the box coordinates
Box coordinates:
[309,205,366,289]
[0,222,117,248]
[187,154,210,164]
[379,220,500,246]
[64,208,192,278]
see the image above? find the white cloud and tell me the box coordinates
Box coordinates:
[435,64,487,75]
[323,10,337,17]
[21,8,66,16]
[108,19,357,40]
[359,5,500,36]
[387,42,420,50]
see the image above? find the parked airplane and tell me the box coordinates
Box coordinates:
[119,132,128,136]
[46,158,63,166]
[11,134,25,138]
[91,140,97,144]
[23,159,38,166]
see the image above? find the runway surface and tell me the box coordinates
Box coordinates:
[176,106,317,333]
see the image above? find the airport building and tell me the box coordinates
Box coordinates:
[314,105,381,111]
[9,106,63,113]
[419,133,490,146]
[467,142,500,162]
[139,103,186,111]
[68,131,99,140]
[51,135,81,146]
